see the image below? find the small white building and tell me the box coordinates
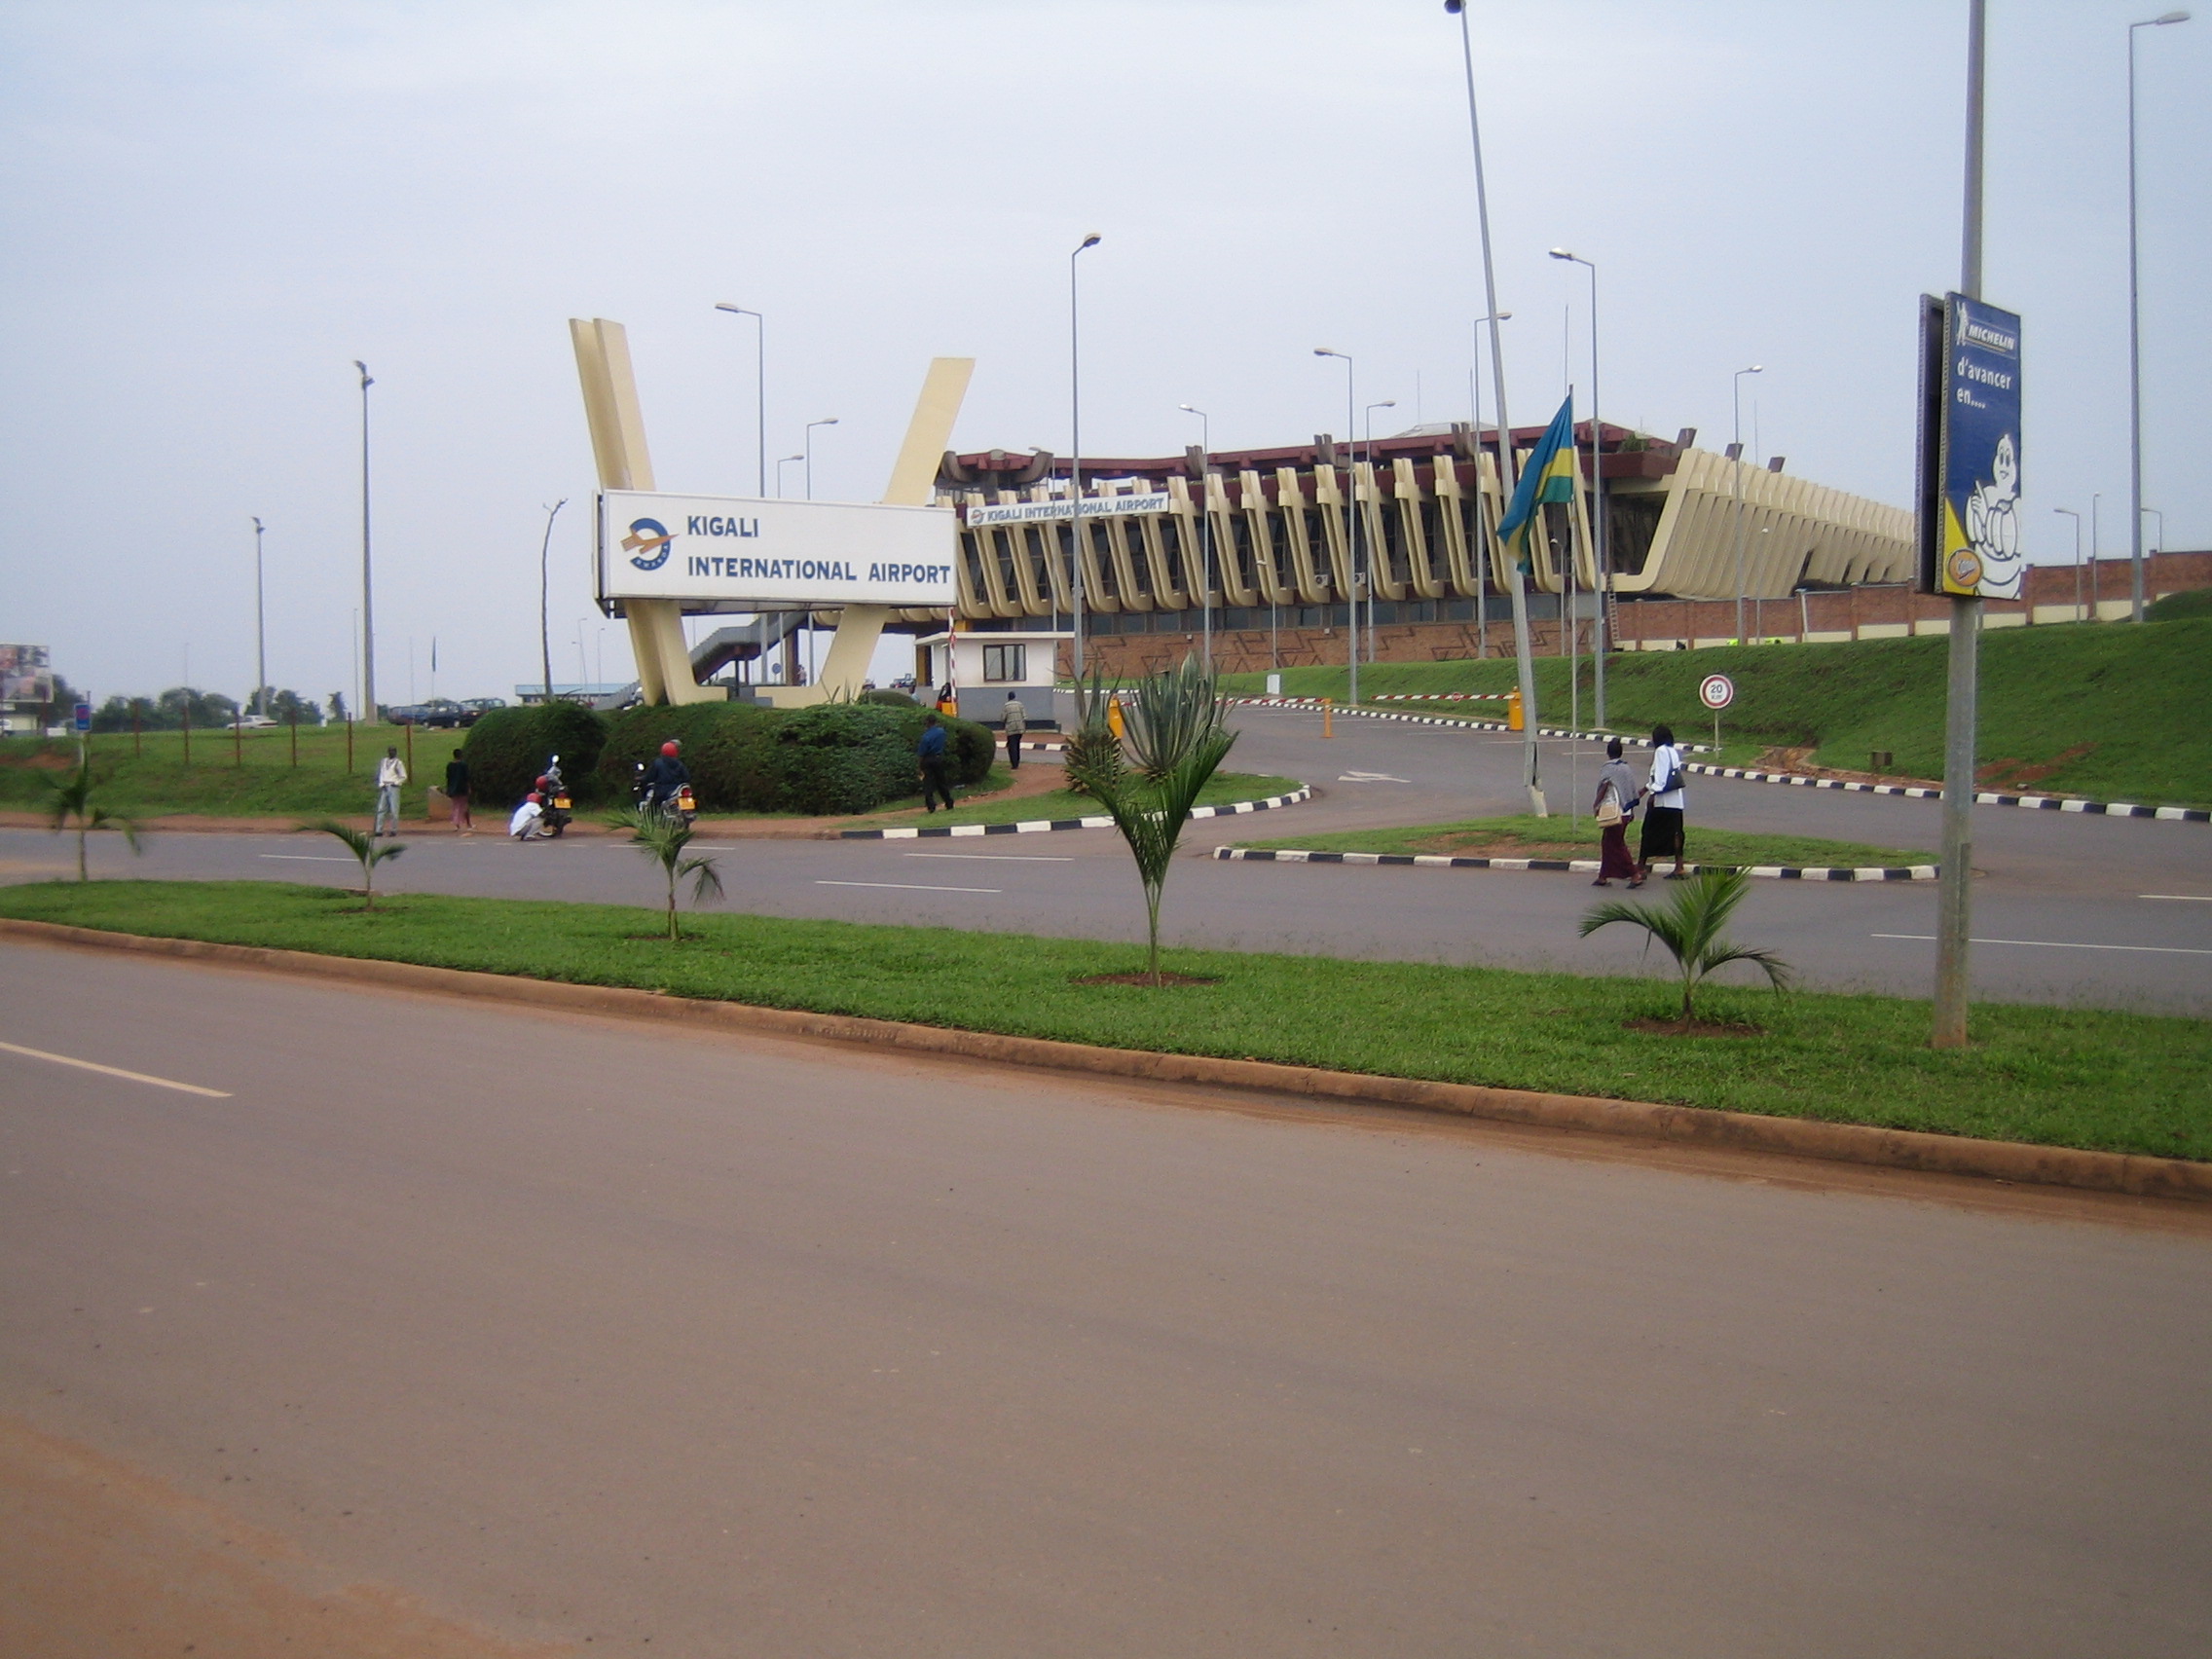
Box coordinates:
[913,629,1068,727]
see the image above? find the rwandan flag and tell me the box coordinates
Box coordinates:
[1494,393,1577,572]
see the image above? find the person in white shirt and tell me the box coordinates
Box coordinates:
[1636,723,1689,884]
[373,747,407,837]
[508,793,545,841]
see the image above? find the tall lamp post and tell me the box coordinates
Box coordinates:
[776,453,803,498]
[250,516,267,717]
[1177,403,1214,674]
[1364,398,1396,667]
[1445,0,1544,813]
[1069,233,1101,680]
[536,498,567,704]
[1469,310,1511,661]
[803,418,837,500]
[2053,506,2083,622]
[1314,349,1359,706]
[713,303,766,497]
[1730,365,1763,645]
[1549,249,1609,726]
[2127,10,2191,622]
[352,360,376,722]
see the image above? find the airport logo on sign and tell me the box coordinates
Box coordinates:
[622,518,674,571]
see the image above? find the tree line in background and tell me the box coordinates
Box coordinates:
[88,687,342,732]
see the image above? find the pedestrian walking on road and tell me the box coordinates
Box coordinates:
[374,746,407,837]
[1002,692,1027,770]
[917,713,956,813]
[445,748,472,833]
[1592,737,1641,886]
[1637,723,1689,884]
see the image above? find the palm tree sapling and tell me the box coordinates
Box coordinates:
[626,806,724,940]
[309,819,405,909]
[1579,866,1791,1023]
[44,760,139,882]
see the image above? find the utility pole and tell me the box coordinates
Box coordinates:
[354,360,377,722]
[537,498,567,706]
[1934,0,1987,1051]
[251,516,267,717]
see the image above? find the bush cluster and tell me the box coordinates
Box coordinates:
[461,701,610,808]
[593,700,994,814]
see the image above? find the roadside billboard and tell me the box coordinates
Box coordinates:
[1916,293,2023,600]
[0,644,52,703]
[597,491,956,610]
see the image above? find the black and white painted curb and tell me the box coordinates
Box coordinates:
[842,785,1312,840]
[1213,846,1938,881]
[1230,697,2210,823]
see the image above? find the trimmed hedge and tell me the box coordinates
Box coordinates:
[461,702,610,809]
[595,700,994,814]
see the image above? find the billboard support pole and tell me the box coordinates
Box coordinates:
[1934,0,1987,1051]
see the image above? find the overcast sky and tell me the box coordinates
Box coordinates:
[3,0,2203,706]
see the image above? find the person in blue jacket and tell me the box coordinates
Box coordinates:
[917,714,955,813]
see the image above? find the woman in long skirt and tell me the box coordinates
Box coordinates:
[1593,736,1641,886]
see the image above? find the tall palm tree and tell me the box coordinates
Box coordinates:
[43,760,139,882]
[625,806,724,941]
[308,819,405,909]
[1579,867,1790,1022]
[1067,655,1236,985]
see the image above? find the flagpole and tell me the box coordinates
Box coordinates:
[1448,0,1544,813]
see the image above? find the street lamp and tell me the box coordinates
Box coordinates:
[776,453,803,498]
[803,418,837,500]
[250,517,267,718]
[2128,9,2190,622]
[1550,248,1609,727]
[1069,232,1102,679]
[352,359,376,721]
[1469,311,1512,661]
[536,498,567,704]
[2053,506,2083,622]
[1732,364,1764,645]
[714,303,766,497]
[1177,403,1215,674]
[1314,348,1360,705]
[1364,399,1396,666]
[1445,0,1544,814]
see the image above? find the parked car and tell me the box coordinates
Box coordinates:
[236,714,278,729]
[461,697,506,717]
[387,698,471,728]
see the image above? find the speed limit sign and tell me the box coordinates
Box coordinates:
[1698,673,1736,711]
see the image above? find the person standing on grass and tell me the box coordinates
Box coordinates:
[1637,723,1689,884]
[917,713,956,813]
[1592,736,1641,887]
[1002,691,1027,770]
[374,745,407,837]
[445,748,472,833]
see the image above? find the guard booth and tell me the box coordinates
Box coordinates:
[913,629,1069,727]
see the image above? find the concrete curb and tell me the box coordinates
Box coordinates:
[4,916,2203,1204]
[840,785,1312,839]
[1212,846,1938,882]
[1228,699,2209,821]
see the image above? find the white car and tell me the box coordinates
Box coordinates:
[236,714,279,729]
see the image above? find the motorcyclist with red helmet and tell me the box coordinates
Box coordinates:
[640,739,691,812]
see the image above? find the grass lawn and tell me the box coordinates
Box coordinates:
[0,723,427,819]
[1233,814,1928,869]
[847,771,1304,830]
[1219,616,2212,807]
[5,879,2205,1161]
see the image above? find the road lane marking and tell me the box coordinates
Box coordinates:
[903,852,1073,862]
[2141,895,2212,903]
[816,880,1001,894]
[0,1040,232,1097]
[1872,934,2212,956]
[258,854,355,863]
[1337,772,1412,783]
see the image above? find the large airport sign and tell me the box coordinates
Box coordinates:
[1916,292,2023,600]
[597,491,957,608]
[964,491,1174,527]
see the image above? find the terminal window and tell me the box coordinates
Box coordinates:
[982,644,1026,682]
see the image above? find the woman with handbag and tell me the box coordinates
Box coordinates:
[1592,736,1641,886]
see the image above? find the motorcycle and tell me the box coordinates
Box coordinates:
[540,756,573,838]
[630,762,697,830]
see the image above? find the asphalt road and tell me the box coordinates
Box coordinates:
[10,707,2208,1012]
[3,942,2209,1656]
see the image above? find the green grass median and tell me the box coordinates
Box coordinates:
[4,879,2203,1161]
[1232,815,1928,869]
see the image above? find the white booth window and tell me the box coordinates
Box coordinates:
[982,644,1026,682]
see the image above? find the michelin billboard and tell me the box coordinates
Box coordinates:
[597,491,957,609]
[1918,293,2023,601]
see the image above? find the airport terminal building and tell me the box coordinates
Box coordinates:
[927,422,1929,672]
